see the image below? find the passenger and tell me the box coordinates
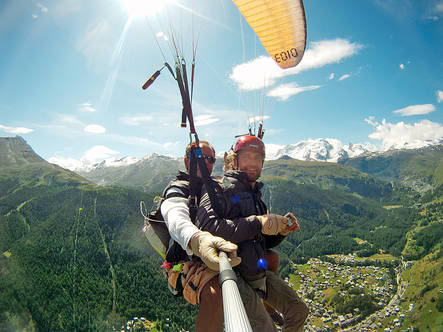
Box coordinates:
[194,135,309,332]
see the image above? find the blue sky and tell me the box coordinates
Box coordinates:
[0,0,442,169]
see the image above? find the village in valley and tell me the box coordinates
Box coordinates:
[120,254,420,332]
[289,254,416,332]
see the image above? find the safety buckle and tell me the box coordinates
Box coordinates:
[188,195,198,208]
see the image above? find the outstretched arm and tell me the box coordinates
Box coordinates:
[196,191,263,244]
[197,191,290,244]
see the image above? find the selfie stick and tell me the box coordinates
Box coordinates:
[218,252,253,332]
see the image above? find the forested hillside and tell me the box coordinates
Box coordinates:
[341,144,443,193]
[1,138,442,331]
[261,178,416,273]
[261,158,403,201]
[0,162,197,331]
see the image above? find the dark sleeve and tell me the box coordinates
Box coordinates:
[264,234,286,249]
[196,187,262,244]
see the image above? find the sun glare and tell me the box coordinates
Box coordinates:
[122,0,170,18]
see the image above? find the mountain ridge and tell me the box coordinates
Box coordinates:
[3,136,441,196]
[340,143,443,193]
[44,137,443,173]
[0,136,46,166]
[76,142,443,196]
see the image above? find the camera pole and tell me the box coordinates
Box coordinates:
[218,252,253,332]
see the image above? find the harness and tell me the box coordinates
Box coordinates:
[188,144,224,219]
[140,169,220,297]
[141,174,193,262]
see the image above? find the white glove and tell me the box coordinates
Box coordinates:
[190,231,241,271]
[257,214,289,235]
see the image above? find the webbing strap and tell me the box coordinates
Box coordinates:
[189,146,223,217]
[176,60,196,134]
[188,148,199,222]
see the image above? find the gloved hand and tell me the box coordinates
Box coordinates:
[257,214,289,235]
[190,231,241,271]
[280,212,300,236]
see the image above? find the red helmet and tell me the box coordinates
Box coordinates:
[233,135,265,157]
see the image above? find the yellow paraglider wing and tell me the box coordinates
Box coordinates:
[232,0,307,69]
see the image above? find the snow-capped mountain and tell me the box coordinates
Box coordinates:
[73,154,179,173]
[380,138,443,152]
[40,136,440,194]
[71,137,443,174]
[82,156,141,172]
[75,153,182,193]
[266,138,378,162]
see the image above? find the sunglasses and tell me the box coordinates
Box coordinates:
[203,155,216,164]
[187,152,216,164]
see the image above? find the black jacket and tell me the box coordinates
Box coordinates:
[162,171,200,200]
[196,171,284,283]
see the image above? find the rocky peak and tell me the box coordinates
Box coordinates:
[0,136,45,167]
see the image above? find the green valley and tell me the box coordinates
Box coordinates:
[1,137,442,331]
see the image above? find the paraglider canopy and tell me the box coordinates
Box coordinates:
[232,0,307,69]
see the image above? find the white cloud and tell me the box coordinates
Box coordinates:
[50,145,121,171]
[37,3,48,13]
[78,102,96,112]
[187,102,253,133]
[338,74,351,81]
[230,38,363,91]
[32,14,38,19]
[0,124,33,134]
[156,31,169,41]
[295,39,363,72]
[194,114,220,126]
[365,118,443,150]
[329,73,335,80]
[82,145,119,163]
[364,116,378,127]
[399,63,405,70]
[424,2,443,20]
[248,115,270,124]
[84,124,106,134]
[120,115,153,126]
[437,90,443,103]
[392,104,436,116]
[267,83,321,101]
[229,56,282,90]
[48,156,83,171]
